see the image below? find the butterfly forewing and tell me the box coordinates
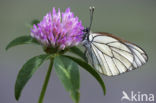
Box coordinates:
[84,32,148,76]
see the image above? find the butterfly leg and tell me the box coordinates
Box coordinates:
[84,49,89,63]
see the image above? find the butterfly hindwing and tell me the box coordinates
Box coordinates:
[125,42,148,68]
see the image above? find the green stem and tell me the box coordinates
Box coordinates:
[38,59,54,103]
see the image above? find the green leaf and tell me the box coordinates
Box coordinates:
[25,19,40,29]
[54,56,80,103]
[6,36,40,50]
[62,55,106,95]
[31,19,40,26]
[69,46,87,61]
[15,54,51,100]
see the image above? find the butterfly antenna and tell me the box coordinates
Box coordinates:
[88,6,95,32]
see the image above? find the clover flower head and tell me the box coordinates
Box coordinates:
[31,7,84,50]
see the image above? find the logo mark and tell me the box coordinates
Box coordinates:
[121,91,154,102]
[121,91,130,101]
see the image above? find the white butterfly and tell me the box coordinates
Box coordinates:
[82,7,148,76]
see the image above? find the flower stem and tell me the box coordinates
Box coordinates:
[38,59,54,103]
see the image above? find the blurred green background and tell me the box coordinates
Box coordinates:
[0,0,156,103]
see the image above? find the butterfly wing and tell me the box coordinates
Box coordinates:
[125,42,148,68]
[85,32,148,76]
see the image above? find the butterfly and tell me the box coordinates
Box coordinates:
[82,7,148,76]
